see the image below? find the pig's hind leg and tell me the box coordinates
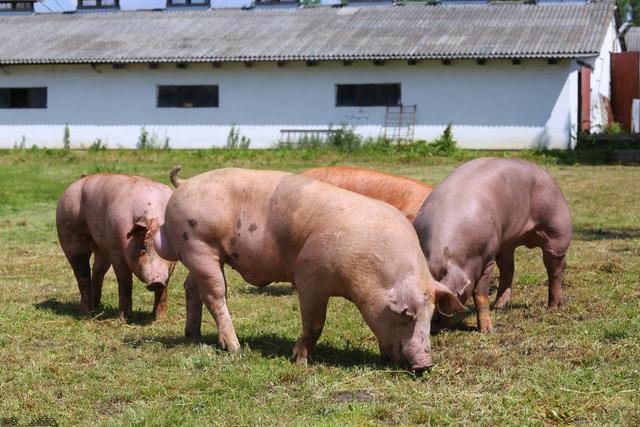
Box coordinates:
[59,233,95,314]
[493,249,515,310]
[91,251,111,309]
[183,273,203,340]
[543,248,567,310]
[181,251,240,353]
[539,227,570,310]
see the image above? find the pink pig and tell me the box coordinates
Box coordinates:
[154,167,467,370]
[413,158,572,332]
[56,174,176,321]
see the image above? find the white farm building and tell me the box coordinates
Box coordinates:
[0,0,623,149]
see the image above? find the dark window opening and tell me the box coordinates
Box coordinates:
[78,0,119,8]
[157,85,218,108]
[0,87,47,108]
[0,87,47,109]
[255,0,298,4]
[336,84,401,107]
[167,0,210,6]
[0,1,35,11]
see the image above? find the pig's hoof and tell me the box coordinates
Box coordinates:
[292,352,308,366]
[185,330,202,342]
[493,301,509,311]
[478,326,495,334]
[154,309,168,321]
[291,343,309,366]
[79,303,94,315]
[547,301,564,310]
[220,337,241,353]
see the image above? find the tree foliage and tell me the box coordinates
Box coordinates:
[618,0,640,25]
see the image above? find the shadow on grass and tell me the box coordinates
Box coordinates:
[574,227,640,241]
[244,333,385,369]
[150,332,388,369]
[34,298,156,325]
[242,283,295,297]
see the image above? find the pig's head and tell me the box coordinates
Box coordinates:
[364,274,467,372]
[126,217,176,291]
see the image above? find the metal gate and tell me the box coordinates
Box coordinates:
[611,52,640,131]
[382,104,417,143]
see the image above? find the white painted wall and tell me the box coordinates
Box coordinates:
[0,59,579,149]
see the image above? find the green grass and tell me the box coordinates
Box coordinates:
[1,149,639,425]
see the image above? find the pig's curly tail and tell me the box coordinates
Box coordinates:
[170,165,183,188]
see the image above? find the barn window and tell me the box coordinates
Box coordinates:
[0,88,47,109]
[0,1,34,11]
[157,85,218,108]
[167,0,210,6]
[335,84,401,107]
[254,0,298,5]
[78,0,119,8]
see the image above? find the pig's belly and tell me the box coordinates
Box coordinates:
[226,249,293,288]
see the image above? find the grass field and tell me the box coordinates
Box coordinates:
[1,148,639,426]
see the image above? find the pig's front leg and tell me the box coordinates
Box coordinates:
[292,290,329,365]
[473,263,495,333]
[153,286,169,320]
[112,259,133,322]
[183,273,203,340]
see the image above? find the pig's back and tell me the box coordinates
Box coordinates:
[169,168,420,282]
[80,174,172,238]
[301,166,432,220]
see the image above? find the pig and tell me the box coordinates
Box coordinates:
[301,166,432,222]
[413,157,572,332]
[154,166,466,370]
[56,174,176,321]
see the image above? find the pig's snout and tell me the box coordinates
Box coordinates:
[409,351,433,373]
[402,337,434,372]
[146,281,167,292]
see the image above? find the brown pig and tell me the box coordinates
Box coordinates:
[56,174,176,321]
[413,157,572,332]
[154,167,466,370]
[301,166,432,222]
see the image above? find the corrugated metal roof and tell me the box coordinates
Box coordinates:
[626,27,640,52]
[0,2,616,65]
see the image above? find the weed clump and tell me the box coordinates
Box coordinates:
[137,127,171,150]
[226,125,251,149]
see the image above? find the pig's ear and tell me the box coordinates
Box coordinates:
[385,286,418,320]
[434,281,468,317]
[441,262,472,296]
[126,221,150,239]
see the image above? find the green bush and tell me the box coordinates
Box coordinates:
[88,138,108,152]
[137,127,170,150]
[226,125,251,149]
[62,124,71,150]
[327,124,362,152]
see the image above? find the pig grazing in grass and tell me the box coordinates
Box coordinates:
[413,157,572,332]
[301,166,432,222]
[56,174,176,321]
[155,167,466,370]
